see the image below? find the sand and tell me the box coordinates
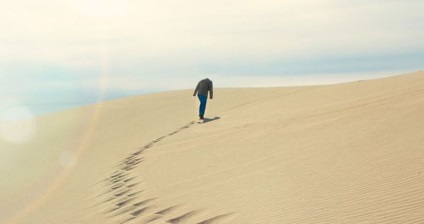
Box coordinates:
[1,71,423,223]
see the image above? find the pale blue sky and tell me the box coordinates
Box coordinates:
[1,0,423,117]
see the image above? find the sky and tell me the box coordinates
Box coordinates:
[1,0,423,118]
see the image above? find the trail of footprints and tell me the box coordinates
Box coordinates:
[91,121,235,224]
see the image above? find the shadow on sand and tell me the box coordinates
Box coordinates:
[201,116,221,123]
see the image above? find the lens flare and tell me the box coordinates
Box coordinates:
[59,150,78,168]
[0,101,37,144]
[4,35,111,224]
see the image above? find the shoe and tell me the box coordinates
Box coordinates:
[199,116,204,120]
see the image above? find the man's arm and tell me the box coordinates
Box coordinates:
[193,83,199,96]
[209,81,213,99]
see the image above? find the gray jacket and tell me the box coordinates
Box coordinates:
[193,78,213,99]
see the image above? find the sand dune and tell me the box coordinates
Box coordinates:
[1,71,424,223]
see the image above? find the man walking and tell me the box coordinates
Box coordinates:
[193,78,213,119]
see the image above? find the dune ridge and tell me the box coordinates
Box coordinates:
[1,71,424,223]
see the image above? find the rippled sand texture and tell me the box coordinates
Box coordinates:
[1,71,423,223]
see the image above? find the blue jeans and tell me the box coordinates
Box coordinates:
[198,95,207,117]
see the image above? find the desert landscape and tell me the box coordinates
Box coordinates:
[1,71,424,223]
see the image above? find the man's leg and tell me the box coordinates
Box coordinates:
[198,95,207,118]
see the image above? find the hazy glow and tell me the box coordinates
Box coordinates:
[68,0,133,17]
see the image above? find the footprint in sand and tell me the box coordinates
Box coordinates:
[90,120,235,224]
